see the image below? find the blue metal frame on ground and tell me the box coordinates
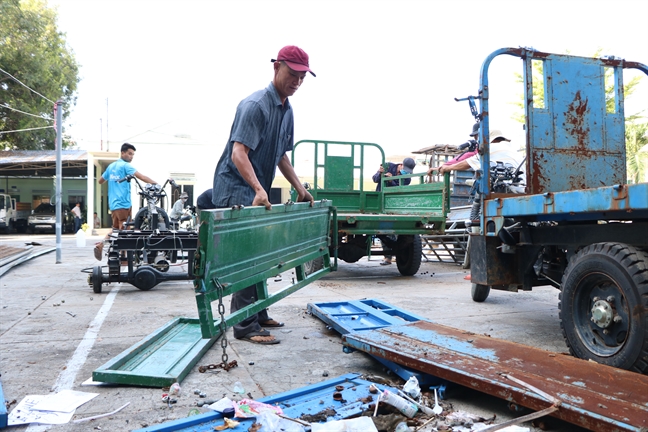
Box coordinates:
[133,373,399,432]
[308,299,447,391]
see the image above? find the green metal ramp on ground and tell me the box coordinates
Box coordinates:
[93,201,334,387]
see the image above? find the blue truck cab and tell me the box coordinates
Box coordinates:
[469,48,648,373]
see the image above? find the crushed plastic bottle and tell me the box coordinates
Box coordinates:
[395,422,411,432]
[233,381,245,394]
[169,382,181,396]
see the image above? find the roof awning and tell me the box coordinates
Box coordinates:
[0,150,88,177]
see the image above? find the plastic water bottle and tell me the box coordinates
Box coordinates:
[75,229,86,247]
[381,389,418,418]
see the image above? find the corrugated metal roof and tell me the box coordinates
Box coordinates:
[0,150,87,164]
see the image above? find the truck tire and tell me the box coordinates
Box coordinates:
[471,283,490,302]
[559,243,648,374]
[303,257,324,276]
[396,234,422,276]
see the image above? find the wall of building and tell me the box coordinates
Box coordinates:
[0,177,90,218]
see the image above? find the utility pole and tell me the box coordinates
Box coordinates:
[100,118,103,151]
[55,100,63,263]
[106,98,109,152]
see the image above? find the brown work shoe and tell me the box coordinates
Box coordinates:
[93,242,103,261]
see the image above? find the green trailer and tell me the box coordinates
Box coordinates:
[292,140,450,276]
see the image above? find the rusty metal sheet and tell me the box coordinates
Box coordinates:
[343,320,648,431]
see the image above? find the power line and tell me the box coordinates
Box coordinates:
[0,66,57,105]
[0,126,54,135]
[0,101,54,121]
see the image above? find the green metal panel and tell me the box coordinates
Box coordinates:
[383,182,446,216]
[194,201,334,338]
[93,201,334,387]
[338,214,446,235]
[93,317,217,387]
[323,156,354,190]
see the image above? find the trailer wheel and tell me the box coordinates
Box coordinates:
[92,266,103,294]
[396,234,422,276]
[471,283,490,302]
[559,243,648,373]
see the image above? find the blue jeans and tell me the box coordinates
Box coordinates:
[74,217,81,232]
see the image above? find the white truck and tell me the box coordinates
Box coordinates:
[0,194,30,234]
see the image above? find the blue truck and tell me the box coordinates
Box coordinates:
[468,48,648,373]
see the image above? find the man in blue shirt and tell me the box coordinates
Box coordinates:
[372,157,416,191]
[372,157,416,264]
[211,46,315,345]
[94,143,157,261]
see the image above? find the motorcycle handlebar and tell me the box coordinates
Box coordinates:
[117,175,134,183]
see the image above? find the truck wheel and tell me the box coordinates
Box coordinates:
[471,283,490,302]
[396,235,422,276]
[92,266,103,294]
[559,243,648,373]
[303,257,325,276]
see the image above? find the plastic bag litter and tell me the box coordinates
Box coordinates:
[233,399,283,418]
[311,417,379,432]
[402,376,421,399]
[255,411,304,432]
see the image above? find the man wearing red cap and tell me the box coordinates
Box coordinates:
[210,45,315,344]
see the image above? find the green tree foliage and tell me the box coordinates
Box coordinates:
[0,0,79,150]
[511,50,647,182]
[626,121,648,184]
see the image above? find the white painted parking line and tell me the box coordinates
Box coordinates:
[26,286,121,431]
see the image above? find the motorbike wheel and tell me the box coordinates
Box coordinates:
[395,235,422,276]
[133,207,170,231]
[471,283,490,302]
[559,242,648,373]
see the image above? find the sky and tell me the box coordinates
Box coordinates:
[48,0,648,162]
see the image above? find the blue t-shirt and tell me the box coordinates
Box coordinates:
[102,159,137,211]
[212,82,294,207]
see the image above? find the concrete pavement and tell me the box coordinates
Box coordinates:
[0,232,586,431]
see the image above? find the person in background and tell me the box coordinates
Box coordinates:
[427,123,480,176]
[372,157,416,265]
[71,202,82,232]
[93,212,101,229]
[210,45,315,345]
[372,157,416,192]
[94,143,158,261]
[169,192,189,221]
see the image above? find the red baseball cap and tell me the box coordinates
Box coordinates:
[271,45,316,77]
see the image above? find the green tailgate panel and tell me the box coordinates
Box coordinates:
[93,201,334,387]
[383,182,446,216]
[93,318,217,387]
[195,200,334,338]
